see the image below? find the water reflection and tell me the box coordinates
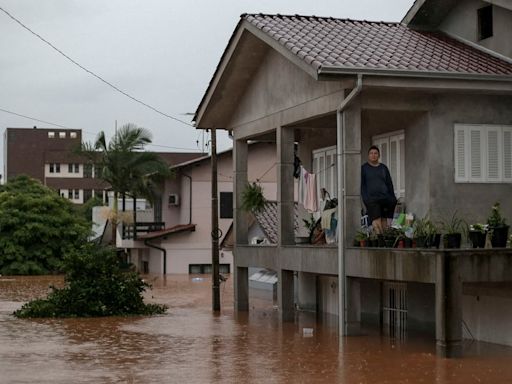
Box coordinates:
[1,275,512,383]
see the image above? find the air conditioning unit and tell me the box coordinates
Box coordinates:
[168,193,179,206]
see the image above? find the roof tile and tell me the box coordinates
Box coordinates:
[244,14,512,76]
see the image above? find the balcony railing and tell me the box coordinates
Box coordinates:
[122,222,165,240]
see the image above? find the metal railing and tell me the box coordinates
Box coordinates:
[122,222,165,240]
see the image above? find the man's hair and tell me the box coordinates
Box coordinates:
[368,145,380,154]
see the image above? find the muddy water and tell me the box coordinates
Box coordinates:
[1,275,512,384]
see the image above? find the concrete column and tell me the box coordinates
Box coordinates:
[346,277,362,335]
[278,269,295,322]
[297,272,316,311]
[342,100,362,244]
[277,126,295,246]
[234,266,249,311]
[435,252,463,358]
[234,139,248,245]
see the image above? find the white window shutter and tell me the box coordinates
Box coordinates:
[469,127,484,182]
[389,139,398,195]
[486,127,501,182]
[454,126,468,182]
[399,136,405,198]
[503,127,512,181]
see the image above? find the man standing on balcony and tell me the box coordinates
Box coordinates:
[361,145,397,234]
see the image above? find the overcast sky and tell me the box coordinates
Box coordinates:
[0,0,414,173]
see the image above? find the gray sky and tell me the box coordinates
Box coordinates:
[0,0,414,171]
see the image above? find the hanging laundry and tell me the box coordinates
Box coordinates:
[303,170,318,212]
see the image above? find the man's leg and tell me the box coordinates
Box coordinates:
[372,218,383,234]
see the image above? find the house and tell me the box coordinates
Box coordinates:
[193,0,512,357]
[119,141,277,275]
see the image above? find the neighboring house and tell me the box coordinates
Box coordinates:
[3,127,107,203]
[119,141,277,275]
[194,1,512,357]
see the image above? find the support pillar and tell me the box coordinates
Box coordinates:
[233,138,249,311]
[346,277,362,335]
[235,266,249,311]
[277,126,295,246]
[435,252,463,358]
[278,269,295,322]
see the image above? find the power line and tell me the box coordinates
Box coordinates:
[0,5,194,128]
[0,106,201,152]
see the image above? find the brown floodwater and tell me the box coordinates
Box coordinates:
[1,275,512,384]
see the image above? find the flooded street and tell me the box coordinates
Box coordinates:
[2,275,512,383]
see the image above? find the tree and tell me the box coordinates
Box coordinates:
[81,123,171,243]
[0,176,90,275]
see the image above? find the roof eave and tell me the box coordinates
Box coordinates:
[317,66,512,83]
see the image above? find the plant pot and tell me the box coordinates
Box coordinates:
[444,233,462,249]
[359,240,367,247]
[415,236,427,248]
[353,239,360,247]
[370,239,379,247]
[427,234,441,249]
[378,235,385,248]
[491,226,509,248]
[404,238,413,248]
[468,230,486,248]
[384,239,395,248]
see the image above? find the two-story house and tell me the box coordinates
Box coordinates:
[193,0,512,357]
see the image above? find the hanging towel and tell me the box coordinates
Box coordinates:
[304,172,318,212]
[298,166,307,206]
[321,207,337,230]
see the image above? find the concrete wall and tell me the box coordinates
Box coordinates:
[463,293,512,346]
[229,48,345,135]
[317,275,338,316]
[428,93,512,223]
[440,0,512,59]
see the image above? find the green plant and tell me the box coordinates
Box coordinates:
[413,215,437,238]
[469,223,488,234]
[441,211,465,235]
[302,215,316,232]
[241,182,266,212]
[355,230,369,242]
[487,202,507,228]
[13,243,167,318]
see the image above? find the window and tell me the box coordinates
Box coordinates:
[74,163,79,173]
[68,190,72,199]
[49,163,61,173]
[219,192,233,218]
[189,264,230,274]
[48,132,55,138]
[74,189,79,199]
[312,146,337,199]
[59,132,66,139]
[68,163,73,173]
[454,124,512,183]
[478,5,493,40]
[372,131,405,198]
[70,132,77,139]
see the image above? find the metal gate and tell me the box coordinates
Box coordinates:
[382,282,407,338]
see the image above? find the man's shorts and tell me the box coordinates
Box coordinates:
[365,197,397,222]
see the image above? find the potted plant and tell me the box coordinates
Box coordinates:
[355,230,369,247]
[442,212,464,249]
[413,216,433,248]
[382,227,401,248]
[468,223,488,248]
[241,182,266,213]
[487,202,509,248]
[368,231,379,247]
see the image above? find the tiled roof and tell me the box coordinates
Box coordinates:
[243,14,512,76]
[253,201,300,244]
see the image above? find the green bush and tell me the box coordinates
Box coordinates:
[14,243,167,318]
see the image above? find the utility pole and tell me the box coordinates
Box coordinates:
[211,127,221,311]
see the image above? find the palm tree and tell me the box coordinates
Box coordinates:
[81,123,171,244]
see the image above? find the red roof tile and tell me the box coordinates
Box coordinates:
[243,14,512,76]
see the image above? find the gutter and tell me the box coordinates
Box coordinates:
[318,66,512,82]
[337,73,363,337]
[144,239,167,275]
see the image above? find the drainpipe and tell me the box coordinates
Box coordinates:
[144,239,167,275]
[337,74,363,337]
[181,171,192,225]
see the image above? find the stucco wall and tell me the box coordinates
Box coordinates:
[440,0,512,59]
[229,48,345,132]
[428,94,512,223]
